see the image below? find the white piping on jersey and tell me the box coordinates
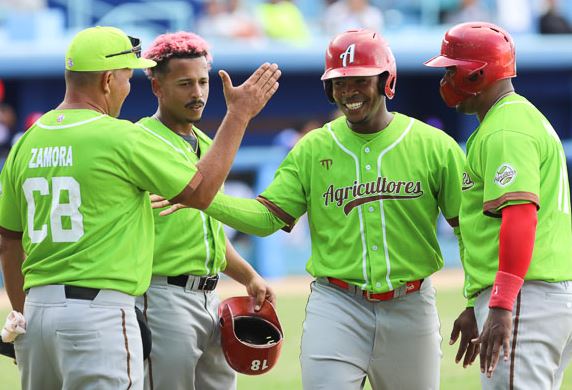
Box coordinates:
[376,117,415,291]
[200,211,212,273]
[136,123,192,164]
[137,122,215,268]
[327,123,370,289]
[36,114,106,130]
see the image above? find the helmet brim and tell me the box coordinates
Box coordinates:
[321,66,382,81]
[424,55,485,70]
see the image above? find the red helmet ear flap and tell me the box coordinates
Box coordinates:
[378,72,395,99]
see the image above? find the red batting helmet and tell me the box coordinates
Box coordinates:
[219,296,283,375]
[321,29,396,102]
[424,22,516,107]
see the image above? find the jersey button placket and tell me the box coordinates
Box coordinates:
[361,149,384,292]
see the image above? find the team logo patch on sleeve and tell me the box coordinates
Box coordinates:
[494,164,517,187]
[462,172,474,191]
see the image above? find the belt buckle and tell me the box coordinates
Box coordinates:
[393,285,408,298]
[365,290,382,302]
[201,275,219,291]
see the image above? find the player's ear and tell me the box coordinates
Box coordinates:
[150,76,162,98]
[101,71,113,95]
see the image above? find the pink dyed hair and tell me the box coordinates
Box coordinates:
[143,31,212,76]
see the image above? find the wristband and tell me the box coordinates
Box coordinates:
[489,271,524,311]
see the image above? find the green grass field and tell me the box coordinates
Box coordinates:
[1,288,571,389]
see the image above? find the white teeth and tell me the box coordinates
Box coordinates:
[345,102,363,110]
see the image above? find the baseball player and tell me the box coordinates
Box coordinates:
[135,31,276,390]
[0,26,280,390]
[154,29,466,389]
[425,22,572,388]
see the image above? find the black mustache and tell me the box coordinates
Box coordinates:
[185,100,205,109]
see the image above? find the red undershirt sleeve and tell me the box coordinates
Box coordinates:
[489,203,537,310]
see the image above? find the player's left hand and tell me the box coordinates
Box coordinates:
[150,194,187,216]
[245,274,276,312]
[472,307,512,378]
[450,307,479,367]
[1,311,26,343]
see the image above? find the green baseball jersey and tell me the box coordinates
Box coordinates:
[460,94,572,298]
[136,117,226,276]
[0,109,200,295]
[259,113,465,292]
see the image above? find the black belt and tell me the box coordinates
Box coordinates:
[167,275,219,291]
[64,285,100,300]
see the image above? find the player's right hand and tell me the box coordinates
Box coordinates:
[219,63,281,122]
[450,307,479,368]
[473,307,512,378]
[149,194,187,216]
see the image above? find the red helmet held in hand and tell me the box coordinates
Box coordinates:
[322,29,396,102]
[424,22,516,107]
[219,296,283,375]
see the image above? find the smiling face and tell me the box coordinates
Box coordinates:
[331,75,385,132]
[153,56,209,125]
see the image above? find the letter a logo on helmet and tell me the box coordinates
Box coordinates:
[340,43,356,67]
[219,296,283,375]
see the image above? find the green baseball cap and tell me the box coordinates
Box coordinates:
[65,26,156,72]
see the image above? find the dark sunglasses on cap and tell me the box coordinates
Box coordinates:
[105,36,141,59]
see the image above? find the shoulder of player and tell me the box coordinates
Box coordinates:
[103,116,140,131]
[404,115,458,145]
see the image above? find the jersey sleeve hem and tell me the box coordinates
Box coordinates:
[0,226,23,239]
[170,170,204,204]
[256,195,296,232]
[483,192,540,217]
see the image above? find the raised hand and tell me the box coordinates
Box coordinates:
[219,63,281,122]
[449,307,480,368]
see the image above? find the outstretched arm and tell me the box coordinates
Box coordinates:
[151,192,289,237]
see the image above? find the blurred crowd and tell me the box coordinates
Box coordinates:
[0,0,571,46]
[193,0,572,42]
